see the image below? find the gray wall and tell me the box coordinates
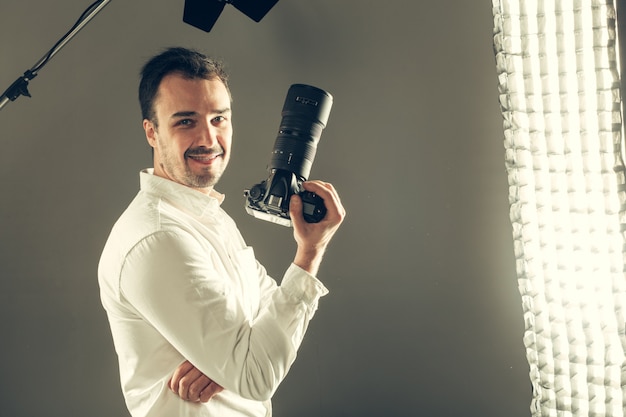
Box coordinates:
[0,1,530,416]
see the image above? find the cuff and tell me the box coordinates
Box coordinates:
[281,263,329,306]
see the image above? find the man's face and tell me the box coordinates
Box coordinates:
[143,73,232,193]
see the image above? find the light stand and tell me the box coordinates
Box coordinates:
[0,0,111,111]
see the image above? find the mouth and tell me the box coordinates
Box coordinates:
[186,150,223,165]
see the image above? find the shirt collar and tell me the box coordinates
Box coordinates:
[139,168,225,216]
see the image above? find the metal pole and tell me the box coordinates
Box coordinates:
[0,0,111,111]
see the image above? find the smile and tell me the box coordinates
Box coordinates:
[186,150,224,165]
[188,153,221,162]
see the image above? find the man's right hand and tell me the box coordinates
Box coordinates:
[169,360,224,403]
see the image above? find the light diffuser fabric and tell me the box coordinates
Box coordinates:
[492,0,626,415]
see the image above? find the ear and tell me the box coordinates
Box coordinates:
[143,119,157,148]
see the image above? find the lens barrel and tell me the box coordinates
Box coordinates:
[269,84,333,180]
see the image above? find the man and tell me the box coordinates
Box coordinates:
[98,47,345,417]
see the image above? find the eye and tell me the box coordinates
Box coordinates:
[175,118,195,127]
[212,115,227,124]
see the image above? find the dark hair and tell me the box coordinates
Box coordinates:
[138,47,230,125]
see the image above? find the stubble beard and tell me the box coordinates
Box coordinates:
[186,165,223,188]
[159,148,226,190]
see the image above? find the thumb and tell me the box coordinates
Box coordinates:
[289,194,304,227]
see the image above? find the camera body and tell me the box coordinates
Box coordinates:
[245,170,327,227]
[245,84,333,227]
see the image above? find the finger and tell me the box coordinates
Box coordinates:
[187,374,211,402]
[303,181,345,222]
[301,180,328,195]
[199,381,224,403]
[169,360,195,391]
[302,181,337,204]
[177,368,204,400]
[289,193,306,229]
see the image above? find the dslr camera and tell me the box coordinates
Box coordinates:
[245,84,333,227]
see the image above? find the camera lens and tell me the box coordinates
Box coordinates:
[269,84,333,180]
[244,83,333,227]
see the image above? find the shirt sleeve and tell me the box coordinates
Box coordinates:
[119,229,328,401]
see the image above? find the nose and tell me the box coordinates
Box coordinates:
[195,119,218,148]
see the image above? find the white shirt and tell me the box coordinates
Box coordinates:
[98,169,328,417]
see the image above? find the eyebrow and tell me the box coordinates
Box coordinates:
[170,108,231,119]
